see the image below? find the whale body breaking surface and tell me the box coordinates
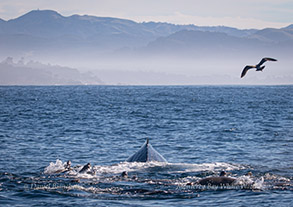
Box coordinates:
[126,139,167,163]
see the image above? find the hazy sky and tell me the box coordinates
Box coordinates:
[0,0,292,29]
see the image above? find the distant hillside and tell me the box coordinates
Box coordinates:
[248,28,293,43]
[0,10,265,57]
[145,30,259,54]
[284,24,293,29]
[0,57,103,85]
[0,9,256,39]
[142,29,293,58]
[0,9,292,61]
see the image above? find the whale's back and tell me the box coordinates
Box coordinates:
[126,139,167,162]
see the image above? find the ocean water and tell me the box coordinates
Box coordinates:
[0,85,292,206]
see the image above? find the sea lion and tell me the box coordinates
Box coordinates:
[53,160,72,174]
[79,163,91,173]
[197,171,236,186]
[64,160,71,170]
[121,171,128,178]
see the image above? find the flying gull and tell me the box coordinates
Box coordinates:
[241,57,277,78]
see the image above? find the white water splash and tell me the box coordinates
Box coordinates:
[165,162,246,173]
[234,175,254,186]
[44,159,246,177]
[93,161,167,174]
[252,177,265,190]
[44,159,66,174]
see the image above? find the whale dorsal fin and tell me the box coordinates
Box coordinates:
[126,138,167,162]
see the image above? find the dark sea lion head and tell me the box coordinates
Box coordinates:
[79,163,91,173]
[65,160,71,169]
[220,171,227,176]
[84,163,91,170]
[246,172,253,177]
[121,171,128,178]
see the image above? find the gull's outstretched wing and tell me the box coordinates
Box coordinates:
[241,65,254,78]
[257,57,277,67]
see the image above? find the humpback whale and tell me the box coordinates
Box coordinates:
[197,171,236,186]
[126,139,167,162]
[241,57,277,78]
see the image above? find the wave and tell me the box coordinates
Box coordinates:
[41,159,293,193]
[44,159,245,176]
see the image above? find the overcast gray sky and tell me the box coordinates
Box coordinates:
[0,0,292,29]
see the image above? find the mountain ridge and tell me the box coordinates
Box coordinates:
[0,9,292,85]
[1,10,292,45]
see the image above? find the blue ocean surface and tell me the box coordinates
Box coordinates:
[0,85,292,206]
